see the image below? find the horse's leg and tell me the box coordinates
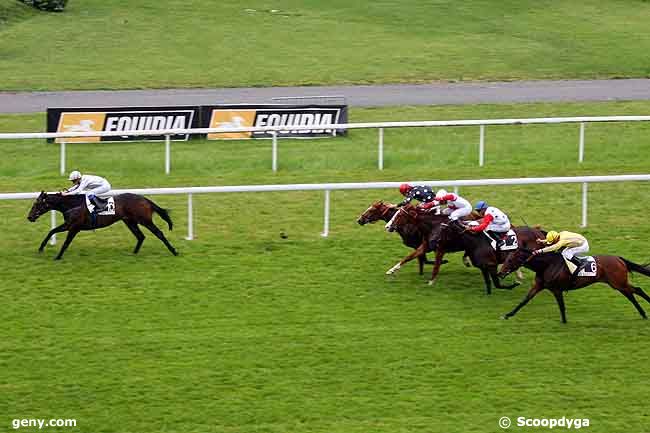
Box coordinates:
[515,269,525,282]
[54,228,81,260]
[551,289,568,323]
[428,249,447,285]
[386,242,426,275]
[619,287,648,319]
[462,253,471,267]
[503,277,544,320]
[38,223,68,252]
[490,265,520,290]
[124,221,145,254]
[418,255,424,275]
[480,267,492,295]
[632,286,650,305]
[142,221,178,256]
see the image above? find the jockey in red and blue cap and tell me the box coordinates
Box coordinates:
[398,183,439,209]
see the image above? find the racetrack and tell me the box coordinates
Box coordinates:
[3,100,650,433]
[2,78,650,113]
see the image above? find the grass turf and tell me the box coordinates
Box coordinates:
[2,0,650,90]
[2,101,650,432]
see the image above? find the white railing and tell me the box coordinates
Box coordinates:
[1,115,649,175]
[3,174,650,245]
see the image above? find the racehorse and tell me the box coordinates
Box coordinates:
[27,191,178,260]
[426,219,545,294]
[498,247,650,323]
[383,205,463,276]
[357,201,442,275]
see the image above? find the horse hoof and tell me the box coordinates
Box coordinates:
[501,315,509,320]
[427,280,435,286]
[54,257,62,261]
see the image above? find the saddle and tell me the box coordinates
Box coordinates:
[85,196,116,215]
[564,256,597,277]
[483,229,518,251]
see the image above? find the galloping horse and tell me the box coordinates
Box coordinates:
[426,220,545,294]
[498,248,650,323]
[28,192,178,260]
[357,201,443,275]
[383,205,460,276]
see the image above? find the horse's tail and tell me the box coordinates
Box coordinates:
[620,257,650,278]
[147,198,173,231]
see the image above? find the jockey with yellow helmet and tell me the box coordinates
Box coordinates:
[397,183,439,210]
[534,230,590,278]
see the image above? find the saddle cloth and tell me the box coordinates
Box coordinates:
[564,256,597,277]
[483,229,518,251]
[85,196,116,215]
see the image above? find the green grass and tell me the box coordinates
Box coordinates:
[2,100,650,432]
[2,0,650,90]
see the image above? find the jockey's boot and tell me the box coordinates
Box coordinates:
[569,256,585,285]
[90,195,107,213]
[488,230,503,249]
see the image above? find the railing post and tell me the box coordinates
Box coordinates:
[60,141,66,176]
[321,190,330,237]
[581,182,588,228]
[378,127,384,170]
[186,193,194,240]
[479,125,485,167]
[578,122,585,163]
[165,134,171,174]
[453,186,459,195]
[50,210,57,245]
[272,132,278,172]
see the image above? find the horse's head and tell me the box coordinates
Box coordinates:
[498,248,533,278]
[385,205,417,232]
[357,201,395,225]
[27,191,52,222]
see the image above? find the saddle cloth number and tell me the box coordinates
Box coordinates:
[484,229,518,251]
[564,256,597,277]
[85,196,116,215]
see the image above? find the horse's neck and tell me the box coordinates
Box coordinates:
[528,254,562,273]
[381,206,397,222]
[49,194,83,211]
[514,227,544,249]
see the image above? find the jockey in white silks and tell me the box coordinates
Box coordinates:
[468,200,511,247]
[434,189,472,221]
[62,170,112,214]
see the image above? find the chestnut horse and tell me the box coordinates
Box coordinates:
[357,201,443,275]
[383,205,462,276]
[498,247,650,323]
[27,191,178,260]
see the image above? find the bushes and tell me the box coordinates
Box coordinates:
[19,0,67,12]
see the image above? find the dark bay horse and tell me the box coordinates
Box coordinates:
[28,192,178,260]
[357,201,443,275]
[426,220,545,294]
[498,248,650,323]
[383,205,458,276]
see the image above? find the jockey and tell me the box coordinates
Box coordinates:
[434,189,472,221]
[397,183,439,211]
[468,201,511,247]
[61,170,112,214]
[534,230,590,279]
